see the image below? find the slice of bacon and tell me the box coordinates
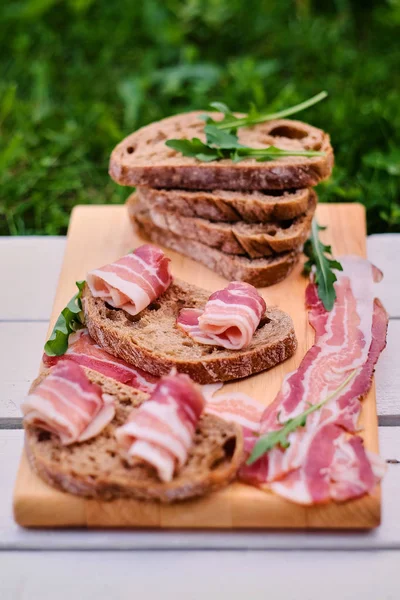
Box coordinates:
[177,281,266,350]
[205,391,264,433]
[269,432,386,505]
[237,256,389,503]
[21,362,115,445]
[86,244,172,316]
[115,372,205,482]
[263,257,380,434]
[43,329,158,393]
[204,390,267,484]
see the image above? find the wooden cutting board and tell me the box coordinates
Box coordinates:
[13,202,381,529]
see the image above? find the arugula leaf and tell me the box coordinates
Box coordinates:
[209,101,234,116]
[203,91,328,132]
[44,281,86,356]
[166,126,324,163]
[165,137,216,158]
[167,111,326,163]
[235,145,323,162]
[247,369,357,465]
[303,218,343,311]
[203,124,242,148]
[199,102,234,124]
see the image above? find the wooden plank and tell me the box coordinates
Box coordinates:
[376,320,400,424]
[1,429,400,549]
[13,203,383,529]
[0,323,47,422]
[0,237,66,320]
[1,550,400,600]
[367,234,400,318]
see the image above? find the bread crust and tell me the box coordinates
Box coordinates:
[133,210,301,288]
[109,112,334,190]
[136,186,311,223]
[82,281,298,384]
[25,368,244,502]
[130,191,316,258]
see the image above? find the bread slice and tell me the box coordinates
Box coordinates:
[109,112,334,190]
[132,207,301,287]
[130,191,316,258]
[82,280,297,385]
[25,368,244,502]
[136,185,311,223]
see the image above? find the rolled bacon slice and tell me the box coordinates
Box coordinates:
[115,372,205,482]
[21,362,115,445]
[86,244,172,316]
[43,329,158,393]
[177,281,266,350]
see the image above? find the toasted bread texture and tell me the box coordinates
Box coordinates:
[132,208,301,287]
[109,112,334,190]
[25,368,244,502]
[130,191,316,258]
[136,186,311,223]
[82,280,297,384]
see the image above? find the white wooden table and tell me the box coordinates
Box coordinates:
[1,233,399,599]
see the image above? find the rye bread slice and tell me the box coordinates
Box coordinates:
[136,185,311,223]
[25,368,244,502]
[130,191,316,258]
[132,208,301,287]
[109,112,334,190]
[82,280,297,384]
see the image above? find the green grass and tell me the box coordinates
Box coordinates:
[1,0,399,235]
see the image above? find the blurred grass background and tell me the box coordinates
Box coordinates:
[1,0,399,235]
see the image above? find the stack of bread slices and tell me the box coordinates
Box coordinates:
[110,111,334,287]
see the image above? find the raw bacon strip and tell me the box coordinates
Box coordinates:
[329,436,381,502]
[237,256,388,504]
[43,329,158,393]
[257,273,387,485]
[205,391,264,433]
[240,297,388,500]
[204,390,267,484]
[21,362,115,445]
[177,281,266,350]
[115,372,205,482]
[269,432,386,505]
[263,256,379,433]
[86,244,172,316]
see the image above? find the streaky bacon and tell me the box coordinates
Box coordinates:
[205,391,264,432]
[269,432,386,505]
[204,390,267,484]
[86,244,172,316]
[43,329,158,393]
[237,256,389,504]
[262,257,379,434]
[177,281,266,350]
[115,372,205,482]
[21,362,115,445]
